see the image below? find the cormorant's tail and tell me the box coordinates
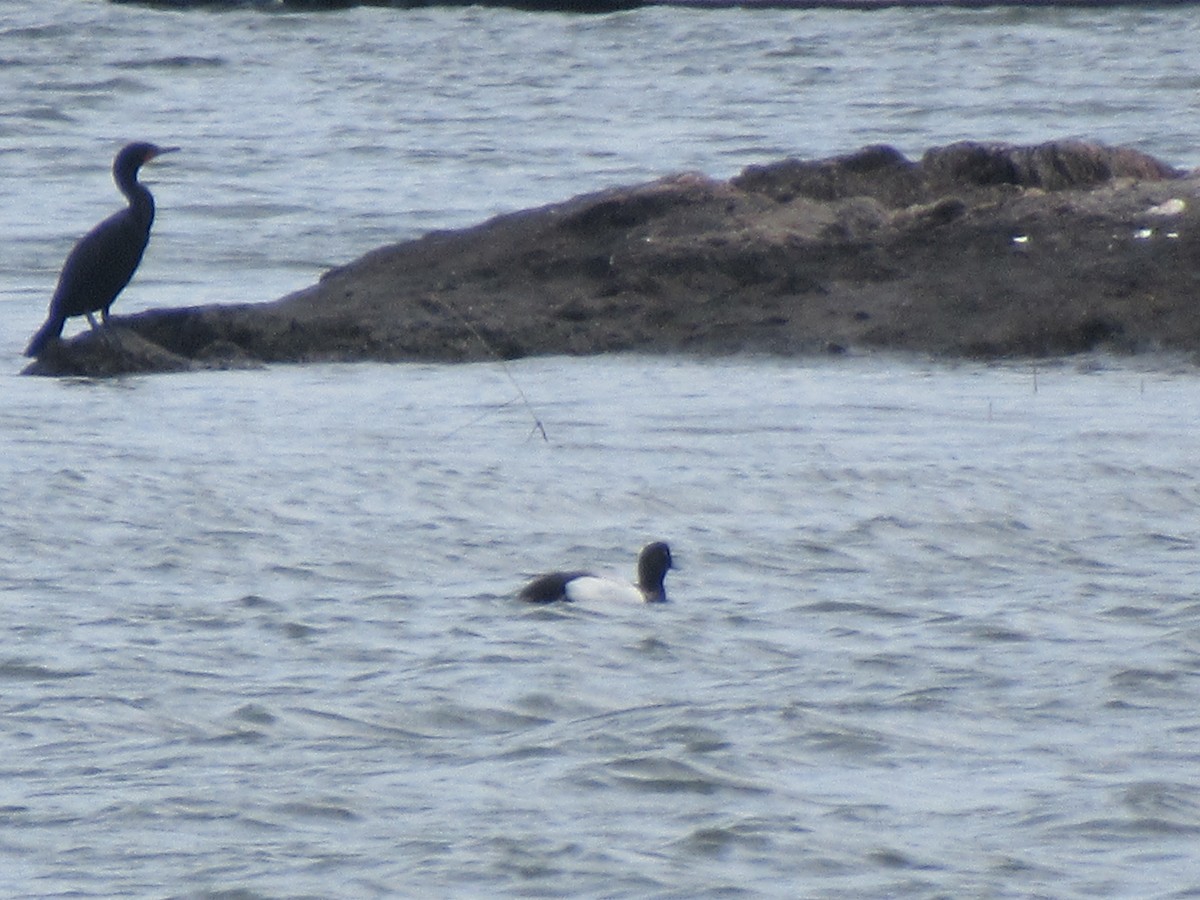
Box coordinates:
[24,315,65,357]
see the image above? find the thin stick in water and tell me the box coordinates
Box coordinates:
[427,295,549,442]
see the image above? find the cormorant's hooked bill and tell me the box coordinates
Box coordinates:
[25,142,178,358]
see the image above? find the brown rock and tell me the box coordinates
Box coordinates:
[23,139,1199,376]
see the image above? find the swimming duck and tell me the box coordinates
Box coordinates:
[518,541,674,604]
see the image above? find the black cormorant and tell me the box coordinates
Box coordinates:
[25,141,178,357]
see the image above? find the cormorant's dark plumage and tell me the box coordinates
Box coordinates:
[25,142,178,357]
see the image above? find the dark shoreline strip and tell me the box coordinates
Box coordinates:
[114,0,1200,13]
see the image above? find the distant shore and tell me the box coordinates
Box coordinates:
[25,139,1200,377]
[117,0,1200,12]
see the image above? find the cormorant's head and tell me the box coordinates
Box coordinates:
[113,142,179,182]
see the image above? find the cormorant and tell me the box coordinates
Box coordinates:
[25,141,178,357]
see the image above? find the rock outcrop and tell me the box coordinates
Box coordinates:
[24,140,1200,376]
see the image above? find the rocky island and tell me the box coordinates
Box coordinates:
[24,139,1200,377]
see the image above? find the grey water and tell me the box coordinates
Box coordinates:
[4,3,1200,897]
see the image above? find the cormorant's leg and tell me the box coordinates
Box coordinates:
[88,310,121,349]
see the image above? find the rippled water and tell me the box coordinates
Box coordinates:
[4,3,1200,897]
[5,355,1200,896]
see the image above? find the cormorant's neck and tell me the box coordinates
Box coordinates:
[118,171,154,227]
[131,185,154,226]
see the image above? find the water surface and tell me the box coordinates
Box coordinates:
[4,356,1200,896]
